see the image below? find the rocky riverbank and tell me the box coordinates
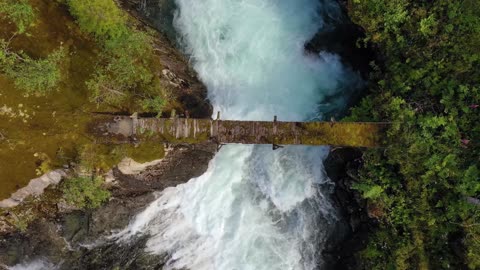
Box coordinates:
[0,146,374,269]
[0,1,217,267]
[0,0,376,269]
[306,1,376,268]
[322,148,377,270]
[0,143,216,268]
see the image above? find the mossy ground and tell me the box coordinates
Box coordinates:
[0,0,95,199]
[0,1,164,200]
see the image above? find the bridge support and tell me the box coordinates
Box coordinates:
[272,115,284,150]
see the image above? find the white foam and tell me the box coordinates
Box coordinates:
[118,0,362,269]
[7,259,56,270]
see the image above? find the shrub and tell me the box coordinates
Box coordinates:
[142,96,166,115]
[66,0,168,111]
[0,0,35,33]
[3,48,65,95]
[0,1,66,96]
[62,176,110,209]
[87,29,156,107]
[0,40,65,95]
[67,0,127,39]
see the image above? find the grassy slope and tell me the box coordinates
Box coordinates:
[0,0,166,199]
[0,0,98,198]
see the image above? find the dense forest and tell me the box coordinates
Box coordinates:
[346,0,480,269]
[0,0,479,269]
[1,0,168,110]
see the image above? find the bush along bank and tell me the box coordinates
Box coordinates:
[1,0,211,115]
[0,0,215,239]
[0,2,218,267]
[64,0,212,116]
[343,0,480,269]
[0,0,213,199]
[0,143,218,268]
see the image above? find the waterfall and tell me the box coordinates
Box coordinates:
[118,0,362,269]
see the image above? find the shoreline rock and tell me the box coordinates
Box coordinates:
[323,147,376,270]
[0,143,217,268]
[0,170,67,209]
[1,1,216,267]
[119,0,213,119]
[306,0,374,79]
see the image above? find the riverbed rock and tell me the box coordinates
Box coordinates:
[323,147,375,270]
[119,0,213,119]
[0,0,217,267]
[0,142,217,268]
[306,0,374,80]
[117,156,166,176]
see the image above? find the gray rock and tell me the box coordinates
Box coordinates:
[323,147,373,270]
[0,143,217,269]
[0,170,67,208]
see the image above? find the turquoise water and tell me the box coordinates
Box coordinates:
[119,0,362,269]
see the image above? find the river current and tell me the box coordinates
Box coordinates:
[117,0,362,269]
[8,0,362,269]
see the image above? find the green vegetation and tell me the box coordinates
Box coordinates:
[62,141,165,209]
[0,0,168,208]
[141,96,167,116]
[67,0,127,39]
[62,176,110,209]
[66,0,168,111]
[0,0,35,34]
[5,210,35,232]
[78,142,165,173]
[1,0,168,110]
[0,0,65,95]
[0,43,65,95]
[346,0,480,269]
[86,29,159,107]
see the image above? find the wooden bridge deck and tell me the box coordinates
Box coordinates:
[90,115,389,148]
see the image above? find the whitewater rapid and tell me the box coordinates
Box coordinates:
[119,0,362,269]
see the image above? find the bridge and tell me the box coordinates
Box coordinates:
[89,114,389,148]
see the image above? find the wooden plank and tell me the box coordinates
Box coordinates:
[89,116,389,147]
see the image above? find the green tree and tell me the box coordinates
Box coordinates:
[66,0,168,110]
[0,0,35,33]
[0,0,65,95]
[346,0,480,268]
[67,0,127,39]
[0,42,65,95]
[87,29,156,106]
[62,176,110,209]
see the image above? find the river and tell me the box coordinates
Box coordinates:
[117,0,362,269]
[6,0,363,269]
